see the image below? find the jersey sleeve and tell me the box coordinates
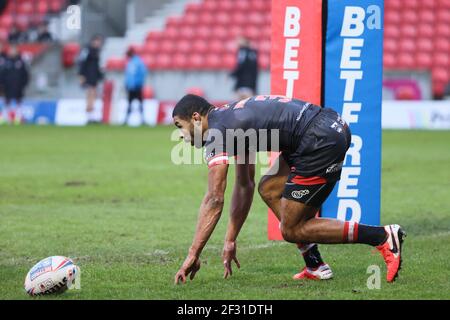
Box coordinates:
[204,115,229,169]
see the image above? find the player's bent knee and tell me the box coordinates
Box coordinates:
[280,223,309,243]
[258,178,277,202]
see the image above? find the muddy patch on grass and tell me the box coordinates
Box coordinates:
[64,181,98,187]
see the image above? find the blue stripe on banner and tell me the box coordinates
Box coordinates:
[322,0,384,225]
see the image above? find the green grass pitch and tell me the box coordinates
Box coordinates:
[0,126,449,299]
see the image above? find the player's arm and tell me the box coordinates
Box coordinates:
[174,163,229,284]
[223,158,255,278]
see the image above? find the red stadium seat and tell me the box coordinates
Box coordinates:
[163,27,179,40]
[433,53,450,67]
[165,16,180,29]
[188,53,205,70]
[218,12,231,25]
[143,41,159,54]
[177,40,191,54]
[37,2,49,14]
[182,13,198,26]
[401,24,417,38]
[192,39,208,54]
[415,52,433,69]
[196,26,212,39]
[229,25,244,39]
[419,10,435,23]
[235,0,251,11]
[384,25,401,38]
[204,54,221,69]
[420,0,436,9]
[197,12,214,25]
[434,39,450,52]
[159,40,176,53]
[258,54,270,70]
[0,15,12,29]
[383,38,398,53]
[62,42,80,68]
[217,1,234,12]
[106,58,126,71]
[16,15,29,31]
[399,39,416,52]
[202,0,219,12]
[403,0,419,9]
[222,53,236,69]
[436,23,450,37]
[402,10,418,24]
[385,0,402,10]
[154,54,172,70]
[0,29,7,42]
[398,53,415,68]
[417,38,434,52]
[172,53,188,69]
[50,0,64,12]
[384,11,401,24]
[433,67,450,80]
[258,40,272,55]
[209,39,224,54]
[439,0,450,9]
[18,2,33,15]
[179,26,196,39]
[248,12,265,25]
[146,31,163,43]
[433,81,446,97]
[417,24,434,38]
[437,9,450,22]
[251,0,270,12]
[143,86,155,99]
[184,2,201,14]
[230,12,247,25]
[142,55,154,69]
[396,86,417,100]
[211,25,229,40]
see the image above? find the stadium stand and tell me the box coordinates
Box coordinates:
[106,0,271,72]
[106,0,450,98]
[0,0,68,61]
[0,0,66,41]
[384,0,450,97]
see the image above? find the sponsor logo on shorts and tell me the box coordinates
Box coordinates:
[291,190,310,199]
[326,162,343,174]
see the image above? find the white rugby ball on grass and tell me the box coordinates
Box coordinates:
[24,256,80,296]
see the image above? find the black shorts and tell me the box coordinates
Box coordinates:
[128,88,143,104]
[281,108,351,207]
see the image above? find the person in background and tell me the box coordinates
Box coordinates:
[2,45,29,125]
[124,48,147,125]
[78,34,104,122]
[0,42,8,124]
[8,25,28,44]
[444,82,450,100]
[230,36,258,100]
[36,23,53,43]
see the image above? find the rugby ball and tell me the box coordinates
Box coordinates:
[24,256,79,296]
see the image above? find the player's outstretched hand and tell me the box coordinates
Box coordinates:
[222,241,240,279]
[174,255,201,284]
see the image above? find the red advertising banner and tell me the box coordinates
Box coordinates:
[269,0,323,240]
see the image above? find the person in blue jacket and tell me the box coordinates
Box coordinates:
[124,48,148,125]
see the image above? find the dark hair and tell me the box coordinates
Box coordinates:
[172,94,213,119]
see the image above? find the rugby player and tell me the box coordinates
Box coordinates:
[173,94,405,285]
